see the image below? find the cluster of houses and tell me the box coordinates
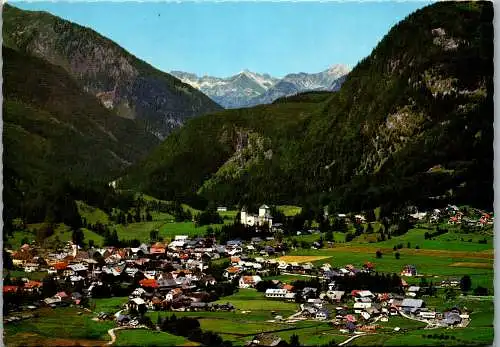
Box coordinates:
[4,236,251,315]
[5,223,472,333]
[262,281,470,332]
[409,205,494,227]
[228,258,469,333]
[6,231,310,321]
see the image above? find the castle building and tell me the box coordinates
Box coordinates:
[241,205,273,229]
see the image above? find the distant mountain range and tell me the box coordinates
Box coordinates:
[171,65,350,109]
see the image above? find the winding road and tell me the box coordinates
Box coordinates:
[338,333,369,346]
[106,325,149,345]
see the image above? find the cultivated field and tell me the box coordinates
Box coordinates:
[323,245,493,260]
[276,255,332,263]
[449,262,493,269]
[285,246,494,290]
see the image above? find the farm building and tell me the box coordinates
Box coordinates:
[316,309,330,320]
[265,289,288,298]
[442,311,462,326]
[247,333,285,347]
[352,290,375,299]
[401,265,418,277]
[406,286,421,297]
[323,290,345,302]
[400,298,424,313]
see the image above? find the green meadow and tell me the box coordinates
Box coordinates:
[146,289,342,346]
[356,226,493,252]
[284,246,493,290]
[4,307,113,346]
[115,329,198,346]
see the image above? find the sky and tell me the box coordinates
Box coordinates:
[12,1,433,78]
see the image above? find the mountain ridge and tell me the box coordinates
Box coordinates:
[170,64,350,109]
[3,3,223,139]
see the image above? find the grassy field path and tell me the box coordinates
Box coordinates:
[338,333,370,346]
[107,326,149,345]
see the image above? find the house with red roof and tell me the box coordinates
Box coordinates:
[139,278,159,288]
[223,266,242,280]
[24,281,42,293]
[239,275,262,289]
[150,242,166,254]
[3,286,19,294]
[54,262,68,271]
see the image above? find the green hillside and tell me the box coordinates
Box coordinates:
[123,96,331,207]
[3,46,158,229]
[123,2,493,212]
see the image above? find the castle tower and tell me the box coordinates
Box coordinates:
[241,206,247,225]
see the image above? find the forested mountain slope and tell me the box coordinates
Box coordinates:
[119,2,495,212]
[3,3,223,139]
[3,46,158,227]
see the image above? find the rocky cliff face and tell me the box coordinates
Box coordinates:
[3,4,223,139]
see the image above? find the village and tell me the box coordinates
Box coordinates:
[4,203,487,346]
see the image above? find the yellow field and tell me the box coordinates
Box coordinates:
[277,255,332,263]
[322,245,494,260]
[449,262,493,269]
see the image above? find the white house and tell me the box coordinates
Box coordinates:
[420,311,436,319]
[360,311,371,320]
[265,289,288,298]
[227,246,243,256]
[24,263,39,273]
[354,302,372,313]
[354,214,366,223]
[238,275,262,288]
[240,205,273,229]
[410,212,427,220]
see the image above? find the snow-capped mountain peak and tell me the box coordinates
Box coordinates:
[170,64,350,109]
[326,64,351,76]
